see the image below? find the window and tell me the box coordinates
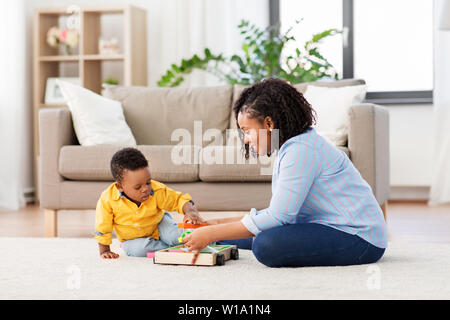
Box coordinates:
[272,0,434,104]
[353,0,433,98]
[279,0,343,77]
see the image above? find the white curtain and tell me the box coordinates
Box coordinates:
[148,0,269,87]
[0,0,27,209]
[429,104,450,205]
[429,0,450,205]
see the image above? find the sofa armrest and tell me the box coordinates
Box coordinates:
[39,108,77,209]
[348,103,390,205]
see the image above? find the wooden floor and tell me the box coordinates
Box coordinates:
[0,201,449,243]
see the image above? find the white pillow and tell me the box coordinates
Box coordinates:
[57,80,137,146]
[303,84,367,146]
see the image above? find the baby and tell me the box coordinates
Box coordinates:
[94,147,205,258]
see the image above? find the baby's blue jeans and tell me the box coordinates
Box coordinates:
[217,222,385,268]
[121,212,183,257]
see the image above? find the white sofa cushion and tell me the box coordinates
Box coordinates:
[303,84,367,146]
[57,80,137,146]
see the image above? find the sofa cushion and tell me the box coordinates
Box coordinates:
[59,145,201,182]
[103,85,233,147]
[199,145,350,182]
[304,84,367,146]
[57,80,137,147]
[199,146,275,182]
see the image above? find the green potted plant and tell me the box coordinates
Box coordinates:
[158,19,341,87]
[101,77,120,96]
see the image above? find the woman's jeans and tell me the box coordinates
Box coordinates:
[217,223,385,268]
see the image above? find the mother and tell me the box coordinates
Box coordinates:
[183,78,387,267]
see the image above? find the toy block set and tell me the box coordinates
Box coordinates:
[149,222,239,266]
[152,244,239,266]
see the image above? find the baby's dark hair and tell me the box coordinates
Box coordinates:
[233,78,317,158]
[110,147,148,182]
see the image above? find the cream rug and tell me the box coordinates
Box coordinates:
[0,238,449,299]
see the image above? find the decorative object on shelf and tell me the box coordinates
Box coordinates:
[98,37,119,55]
[44,77,81,105]
[103,77,120,86]
[158,19,341,87]
[66,4,81,30]
[101,77,120,96]
[46,26,79,55]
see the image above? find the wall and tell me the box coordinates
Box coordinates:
[388,104,435,199]
[389,105,434,186]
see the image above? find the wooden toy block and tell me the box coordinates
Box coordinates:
[153,244,239,266]
[177,223,207,229]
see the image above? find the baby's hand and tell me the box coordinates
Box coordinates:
[182,201,206,225]
[183,212,206,226]
[101,251,119,259]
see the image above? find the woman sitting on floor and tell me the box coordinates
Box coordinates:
[183,78,387,268]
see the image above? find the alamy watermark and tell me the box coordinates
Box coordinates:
[66,5,81,30]
[366,265,381,290]
[170,121,279,176]
[66,265,81,290]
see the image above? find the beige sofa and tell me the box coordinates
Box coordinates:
[39,78,390,237]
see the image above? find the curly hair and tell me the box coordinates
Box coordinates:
[110,148,149,182]
[233,78,317,158]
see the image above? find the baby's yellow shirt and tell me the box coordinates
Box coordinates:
[94,180,192,245]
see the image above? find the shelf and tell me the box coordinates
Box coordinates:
[39,103,68,109]
[35,5,128,15]
[39,55,80,62]
[83,54,124,61]
[39,54,124,62]
[82,6,126,14]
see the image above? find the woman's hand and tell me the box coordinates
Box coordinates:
[182,227,213,264]
[183,221,253,264]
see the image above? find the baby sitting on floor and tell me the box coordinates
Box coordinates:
[94,147,205,258]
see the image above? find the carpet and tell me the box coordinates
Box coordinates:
[0,238,449,299]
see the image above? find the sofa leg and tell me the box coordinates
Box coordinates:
[380,202,387,221]
[45,209,58,237]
